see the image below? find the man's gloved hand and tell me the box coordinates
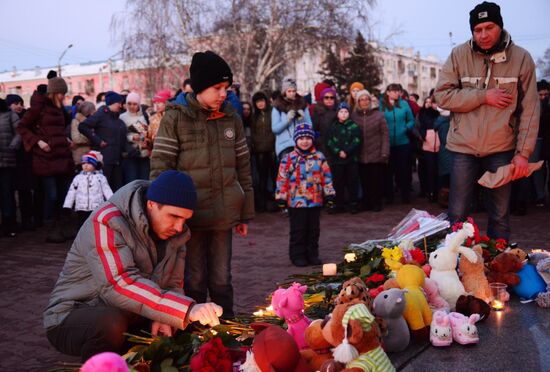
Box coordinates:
[189,302,223,327]
[287,110,296,122]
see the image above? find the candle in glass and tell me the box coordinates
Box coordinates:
[489,282,507,311]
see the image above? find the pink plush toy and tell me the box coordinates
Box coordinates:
[423,278,451,312]
[449,312,480,345]
[81,352,129,372]
[430,310,452,347]
[271,282,312,350]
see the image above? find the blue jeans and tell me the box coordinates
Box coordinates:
[42,175,71,220]
[184,229,234,317]
[448,150,514,240]
[122,157,150,184]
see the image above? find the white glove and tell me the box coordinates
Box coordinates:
[297,109,305,119]
[287,110,296,122]
[189,302,223,327]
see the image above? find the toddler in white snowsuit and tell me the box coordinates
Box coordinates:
[63,151,113,227]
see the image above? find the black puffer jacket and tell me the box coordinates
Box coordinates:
[79,106,128,166]
[0,102,20,168]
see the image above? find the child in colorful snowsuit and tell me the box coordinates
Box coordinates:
[276,123,335,267]
[326,102,362,214]
[63,151,113,228]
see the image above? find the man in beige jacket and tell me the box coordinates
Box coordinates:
[434,1,539,240]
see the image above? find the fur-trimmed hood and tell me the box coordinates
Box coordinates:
[273,94,308,114]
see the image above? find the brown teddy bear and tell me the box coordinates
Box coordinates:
[459,245,492,302]
[300,319,333,371]
[335,277,374,309]
[320,300,395,372]
[455,295,491,322]
[487,252,523,286]
[335,276,387,340]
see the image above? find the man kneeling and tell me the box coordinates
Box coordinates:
[44,170,222,361]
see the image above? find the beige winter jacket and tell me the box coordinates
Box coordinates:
[434,30,539,158]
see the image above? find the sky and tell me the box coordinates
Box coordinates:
[1,0,549,73]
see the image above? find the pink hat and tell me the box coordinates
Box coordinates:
[152,89,172,103]
[126,92,140,104]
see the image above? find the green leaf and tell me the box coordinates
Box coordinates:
[360,265,371,276]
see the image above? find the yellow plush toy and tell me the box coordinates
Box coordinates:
[396,265,432,332]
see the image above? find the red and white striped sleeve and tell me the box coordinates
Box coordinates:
[87,204,195,329]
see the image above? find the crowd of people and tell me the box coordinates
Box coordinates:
[0,0,546,363]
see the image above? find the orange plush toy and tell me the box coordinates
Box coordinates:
[459,245,492,302]
[300,319,333,371]
[320,300,395,372]
[487,252,523,286]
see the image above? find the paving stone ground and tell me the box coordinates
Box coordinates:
[1,196,549,371]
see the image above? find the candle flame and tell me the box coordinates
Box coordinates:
[253,310,264,317]
[344,253,357,262]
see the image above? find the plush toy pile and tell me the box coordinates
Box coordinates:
[92,216,548,371]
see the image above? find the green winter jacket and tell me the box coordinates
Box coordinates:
[150,94,254,231]
[326,119,362,165]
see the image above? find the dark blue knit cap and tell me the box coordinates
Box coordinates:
[293,122,315,143]
[105,91,124,106]
[147,170,197,210]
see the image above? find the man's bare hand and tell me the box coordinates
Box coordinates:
[189,303,223,327]
[485,88,513,109]
[511,154,529,180]
[235,223,248,237]
[151,321,174,337]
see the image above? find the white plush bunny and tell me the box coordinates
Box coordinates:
[429,223,478,309]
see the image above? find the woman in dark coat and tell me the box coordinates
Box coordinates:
[0,98,20,236]
[311,87,338,155]
[417,97,440,201]
[17,77,74,243]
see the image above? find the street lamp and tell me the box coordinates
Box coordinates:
[57,44,73,76]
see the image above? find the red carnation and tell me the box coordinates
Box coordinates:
[410,248,426,265]
[495,238,507,251]
[365,273,386,284]
[368,285,385,299]
[189,337,233,372]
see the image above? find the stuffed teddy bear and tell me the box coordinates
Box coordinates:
[300,319,333,371]
[271,283,312,350]
[459,245,492,303]
[321,300,395,372]
[395,265,432,333]
[429,222,478,309]
[373,288,410,353]
[336,276,387,340]
[423,278,450,312]
[335,277,374,309]
[487,252,523,286]
[242,322,312,372]
[455,295,491,321]
[507,248,527,262]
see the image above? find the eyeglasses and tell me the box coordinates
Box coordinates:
[323,96,335,100]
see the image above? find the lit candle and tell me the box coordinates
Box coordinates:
[253,309,264,317]
[344,253,357,263]
[491,300,504,311]
[266,305,274,312]
[323,263,337,276]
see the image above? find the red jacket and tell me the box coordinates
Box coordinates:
[17,91,73,176]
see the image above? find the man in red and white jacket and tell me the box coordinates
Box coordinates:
[44,170,222,361]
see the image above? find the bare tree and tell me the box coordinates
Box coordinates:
[538,47,550,80]
[111,0,212,95]
[112,0,376,97]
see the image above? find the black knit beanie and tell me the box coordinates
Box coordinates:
[190,51,233,94]
[469,2,503,32]
[146,170,197,210]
